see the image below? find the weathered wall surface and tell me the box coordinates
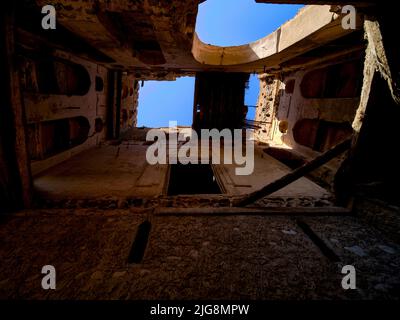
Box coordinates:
[254,58,363,189]
[254,74,281,143]
[257,61,361,151]
[120,75,139,133]
[18,50,110,175]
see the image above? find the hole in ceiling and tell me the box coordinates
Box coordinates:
[167,164,222,195]
[137,77,195,128]
[245,74,259,121]
[195,0,304,47]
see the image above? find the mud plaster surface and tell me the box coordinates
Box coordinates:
[0,209,399,300]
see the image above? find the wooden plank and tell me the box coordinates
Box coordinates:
[155,206,352,216]
[0,4,32,212]
[235,138,352,207]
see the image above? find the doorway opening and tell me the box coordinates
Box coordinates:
[167,164,222,195]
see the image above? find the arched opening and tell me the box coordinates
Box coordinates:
[95,76,104,92]
[293,119,353,152]
[300,60,363,99]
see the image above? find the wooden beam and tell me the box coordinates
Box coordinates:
[234,138,352,207]
[0,4,32,213]
[155,206,352,216]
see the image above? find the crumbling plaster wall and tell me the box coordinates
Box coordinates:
[254,59,362,189]
[20,50,109,176]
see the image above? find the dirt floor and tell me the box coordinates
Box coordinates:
[0,208,399,300]
[2,135,399,300]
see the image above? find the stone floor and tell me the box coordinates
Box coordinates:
[0,208,399,300]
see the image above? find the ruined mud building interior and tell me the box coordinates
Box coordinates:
[1,0,400,299]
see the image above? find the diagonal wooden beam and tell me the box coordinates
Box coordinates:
[234,138,352,207]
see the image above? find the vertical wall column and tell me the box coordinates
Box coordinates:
[254,74,282,143]
[0,4,32,213]
[120,74,139,133]
[106,70,115,139]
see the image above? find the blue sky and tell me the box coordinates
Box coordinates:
[137,0,303,128]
